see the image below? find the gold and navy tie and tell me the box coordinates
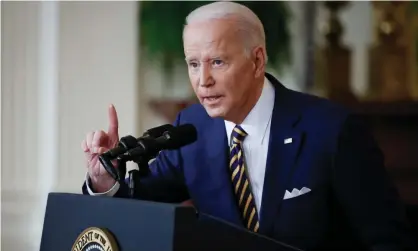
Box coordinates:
[229,125,259,232]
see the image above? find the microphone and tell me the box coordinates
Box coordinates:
[99,124,197,182]
[143,124,174,138]
[126,123,197,158]
[99,124,173,181]
[123,124,197,199]
[103,124,174,159]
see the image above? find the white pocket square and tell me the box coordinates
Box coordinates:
[283,187,311,200]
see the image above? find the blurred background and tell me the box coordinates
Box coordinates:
[2,1,418,250]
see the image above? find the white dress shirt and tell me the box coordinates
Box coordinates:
[86,77,276,214]
[224,77,274,212]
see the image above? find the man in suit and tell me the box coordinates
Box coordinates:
[82,2,414,250]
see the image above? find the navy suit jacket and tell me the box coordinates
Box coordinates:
[84,73,414,250]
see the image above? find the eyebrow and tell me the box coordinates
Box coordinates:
[211,56,225,60]
[185,55,228,62]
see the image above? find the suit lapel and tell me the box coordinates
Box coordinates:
[204,118,243,226]
[258,73,304,235]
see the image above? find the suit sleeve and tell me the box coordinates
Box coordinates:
[332,115,416,251]
[82,112,190,203]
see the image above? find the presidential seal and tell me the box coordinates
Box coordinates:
[72,227,119,251]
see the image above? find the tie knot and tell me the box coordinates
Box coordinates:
[231,125,247,144]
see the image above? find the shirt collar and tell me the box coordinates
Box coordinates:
[225,77,275,146]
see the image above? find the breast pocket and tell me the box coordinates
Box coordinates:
[274,185,330,246]
[279,185,328,226]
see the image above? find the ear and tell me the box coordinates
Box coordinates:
[252,46,265,78]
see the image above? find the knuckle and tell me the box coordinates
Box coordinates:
[92,130,107,147]
[96,130,106,135]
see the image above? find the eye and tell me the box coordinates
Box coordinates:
[212,59,224,66]
[188,62,199,68]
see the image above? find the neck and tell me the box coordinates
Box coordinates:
[227,77,264,124]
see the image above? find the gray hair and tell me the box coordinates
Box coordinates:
[184,1,267,64]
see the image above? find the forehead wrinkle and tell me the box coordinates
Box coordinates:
[185,40,226,58]
[184,21,244,61]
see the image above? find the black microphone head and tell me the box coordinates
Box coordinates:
[143,124,174,138]
[162,124,197,149]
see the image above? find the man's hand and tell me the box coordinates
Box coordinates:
[82,104,120,193]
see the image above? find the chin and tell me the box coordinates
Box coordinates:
[203,106,226,118]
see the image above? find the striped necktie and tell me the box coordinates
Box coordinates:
[229,125,259,232]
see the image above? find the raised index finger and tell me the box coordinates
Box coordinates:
[107,104,119,137]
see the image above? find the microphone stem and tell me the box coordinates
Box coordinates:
[128,157,151,199]
[128,169,139,198]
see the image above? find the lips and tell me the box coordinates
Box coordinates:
[205,96,221,100]
[202,95,223,105]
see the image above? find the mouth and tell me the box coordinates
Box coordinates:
[202,95,223,105]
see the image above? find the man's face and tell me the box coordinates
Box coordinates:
[183,19,264,122]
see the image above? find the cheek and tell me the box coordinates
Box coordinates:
[188,75,199,90]
[227,79,252,103]
[223,84,242,105]
[215,73,238,93]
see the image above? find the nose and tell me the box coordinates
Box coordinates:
[199,63,214,87]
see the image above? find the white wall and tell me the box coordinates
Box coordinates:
[2,3,43,250]
[57,1,139,192]
[1,1,139,250]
